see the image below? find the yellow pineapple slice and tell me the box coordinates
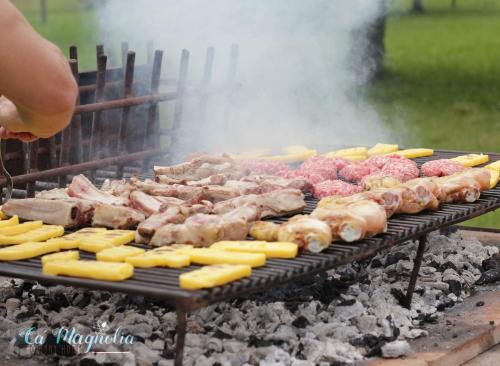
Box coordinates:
[451,154,489,167]
[42,250,79,265]
[485,160,500,172]
[0,221,43,236]
[78,229,135,253]
[230,148,271,160]
[0,241,60,261]
[323,147,368,158]
[48,237,81,250]
[125,251,190,268]
[368,143,399,156]
[176,247,266,267]
[486,167,500,188]
[96,246,145,262]
[180,264,251,290]
[259,149,317,162]
[0,225,64,246]
[342,154,367,161]
[0,216,19,229]
[282,145,311,154]
[210,241,298,259]
[393,148,434,159]
[43,260,134,281]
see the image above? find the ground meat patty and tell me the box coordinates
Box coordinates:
[312,180,363,199]
[381,160,419,182]
[339,164,378,183]
[244,160,291,177]
[287,156,350,184]
[421,159,466,177]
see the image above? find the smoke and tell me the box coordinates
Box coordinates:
[97,0,393,158]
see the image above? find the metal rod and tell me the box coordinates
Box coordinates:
[69,57,84,165]
[403,234,427,309]
[224,43,239,127]
[198,46,215,126]
[89,54,108,163]
[116,51,136,179]
[26,141,39,197]
[69,45,78,61]
[174,307,187,366]
[144,50,163,149]
[0,148,166,187]
[121,42,129,71]
[72,83,240,115]
[146,40,154,67]
[172,49,189,133]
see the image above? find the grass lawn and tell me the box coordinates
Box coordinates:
[368,0,500,227]
[11,0,500,227]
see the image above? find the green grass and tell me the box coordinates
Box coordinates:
[13,0,100,70]
[11,0,500,227]
[367,0,500,227]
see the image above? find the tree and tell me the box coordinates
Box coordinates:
[412,0,424,13]
[350,0,386,83]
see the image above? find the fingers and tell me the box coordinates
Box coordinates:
[0,126,38,142]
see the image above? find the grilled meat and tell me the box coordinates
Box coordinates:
[137,201,214,239]
[100,179,133,198]
[212,189,306,218]
[154,154,248,181]
[35,188,69,200]
[312,199,387,241]
[361,174,401,190]
[319,188,402,218]
[149,206,259,247]
[249,221,280,241]
[2,198,93,227]
[68,174,129,206]
[132,179,207,203]
[421,159,466,177]
[92,203,145,229]
[277,215,333,252]
[129,191,162,216]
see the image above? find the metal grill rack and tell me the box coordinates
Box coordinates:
[0,150,499,364]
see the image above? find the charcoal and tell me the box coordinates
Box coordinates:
[385,252,409,266]
[292,315,310,328]
[390,288,407,307]
[476,301,485,307]
[476,268,500,285]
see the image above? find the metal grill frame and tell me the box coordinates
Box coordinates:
[0,150,499,364]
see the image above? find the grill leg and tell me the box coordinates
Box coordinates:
[174,307,187,366]
[403,234,427,309]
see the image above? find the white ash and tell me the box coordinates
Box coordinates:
[0,231,497,366]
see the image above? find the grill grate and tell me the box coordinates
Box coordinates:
[0,150,499,312]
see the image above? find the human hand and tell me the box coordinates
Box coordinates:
[0,126,38,142]
[0,96,38,142]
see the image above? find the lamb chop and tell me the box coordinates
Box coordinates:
[154,153,248,182]
[92,203,145,229]
[212,189,306,218]
[131,179,207,203]
[100,179,133,198]
[68,174,129,206]
[129,190,163,216]
[35,188,69,200]
[156,174,227,186]
[149,206,259,247]
[240,175,313,193]
[2,198,94,227]
[136,200,214,240]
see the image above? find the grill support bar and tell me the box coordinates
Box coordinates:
[174,306,187,366]
[403,234,427,309]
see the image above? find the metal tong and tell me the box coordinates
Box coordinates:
[0,139,12,204]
